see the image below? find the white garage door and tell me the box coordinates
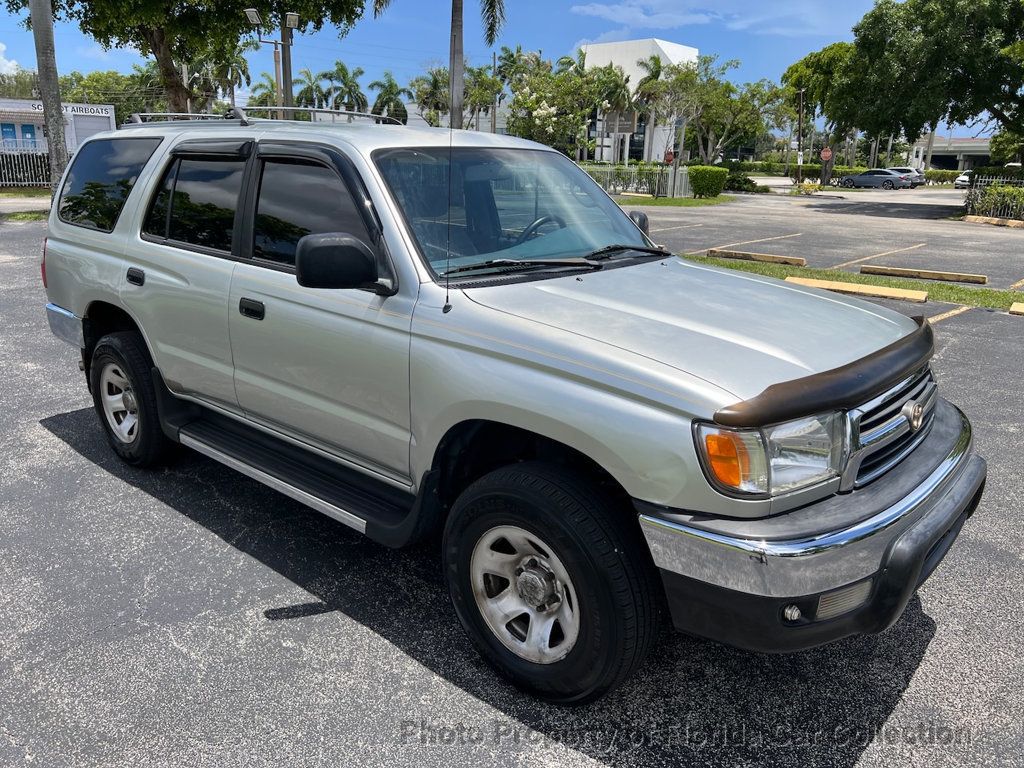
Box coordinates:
[72,115,114,145]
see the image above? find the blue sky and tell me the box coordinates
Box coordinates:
[0,0,876,99]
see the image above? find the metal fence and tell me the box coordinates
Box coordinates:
[965,175,1024,220]
[579,164,684,198]
[0,149,51,187]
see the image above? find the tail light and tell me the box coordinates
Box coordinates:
[41,237,47,288]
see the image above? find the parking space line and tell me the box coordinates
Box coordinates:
[650,223,704,233]
[832,242,927,270]
[928,306,973,324]
[689,232,802,255]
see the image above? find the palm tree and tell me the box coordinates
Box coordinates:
[373,0,506,130]
[247,72,279,108]
[368,71,413,124]
[319,61,368,113]
[215,40,257,107]
[634,54,663,160]
[410,66,449,126]
[294,67,327,109]
[596,65,632,163]
[28,0,68,185]
[555,49,586,76]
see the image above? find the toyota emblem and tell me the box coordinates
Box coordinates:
[902,400,926,432]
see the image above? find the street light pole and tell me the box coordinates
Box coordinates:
[245,8,296,119]
[797,87,805,185]
[272,43,283,119]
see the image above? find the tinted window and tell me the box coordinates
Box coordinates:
[58,137,161,232]
[166,157,245,251]
[252,159,369,266]
[142,158,175,238]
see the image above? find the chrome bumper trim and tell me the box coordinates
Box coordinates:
[639,406,975,597]
[45,303,84,348]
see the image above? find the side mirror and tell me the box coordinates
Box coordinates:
[628,210,650,235]
[295,233,379,290]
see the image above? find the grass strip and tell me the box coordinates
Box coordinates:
[1,210,49,223]
[614,195,734,207]
[687,254,1021,311]
[0,187,51,198]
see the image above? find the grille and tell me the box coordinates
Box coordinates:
[842,367,937,489]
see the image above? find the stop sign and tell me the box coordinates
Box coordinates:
[820,147,833,162]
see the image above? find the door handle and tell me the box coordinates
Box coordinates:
[239,297,265,320]
[126,267,145,286]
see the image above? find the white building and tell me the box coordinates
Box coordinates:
[0,98,117,153]
[580,38,699,162]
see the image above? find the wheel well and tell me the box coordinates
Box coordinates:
[430,420,631,514]
[82,302,145,376]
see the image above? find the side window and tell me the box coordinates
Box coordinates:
[58,137,161,232]
[252,158,370,266]
[167,157,245,251]
[142,158,176,238]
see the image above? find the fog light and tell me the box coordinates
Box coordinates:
[782,604,802,622]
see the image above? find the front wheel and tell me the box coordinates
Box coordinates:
[443,462,659,704]
[843,178,855,188]
[882,180,894,190]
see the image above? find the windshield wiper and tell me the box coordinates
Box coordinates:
[440,258,604,277]
[584,244,669,260]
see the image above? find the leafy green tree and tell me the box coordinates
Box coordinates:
[990,129,1024,163]
[5,0,366,112]
[410,66,449,126]
[59,68,167,123]
[0,66,38,99]
[463,64,502,129]
[373,0,505,129]
[319,61,367,112]
[368,70,412,124]
[505,60,601,157]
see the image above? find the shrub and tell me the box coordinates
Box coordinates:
[724,172,760,193]
[689,165,729,198]
[967,183,1024,219]
[969,165,1024,181]
[924,169,960,184]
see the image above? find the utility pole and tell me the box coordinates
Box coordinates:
[28,0,68,189]
[273,45,283,119]
[491,50,497,134]
[280,22,294,109]
[796,88,805,184]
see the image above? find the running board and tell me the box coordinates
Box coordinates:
[177,413,422,544]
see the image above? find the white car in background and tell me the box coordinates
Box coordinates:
[954,170,973,189]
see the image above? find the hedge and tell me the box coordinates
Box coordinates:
[689,165,729,198]
[966,183,1024,219]
[924,170,960,183]
[970,166,1024,181]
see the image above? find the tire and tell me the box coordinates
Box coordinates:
[443,461,660,704]
[882,180,894,190]
[843,178,854,188]
[89,331,172,467]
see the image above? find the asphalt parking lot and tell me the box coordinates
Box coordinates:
[635,189,1024,290]
[2,216,1023,767]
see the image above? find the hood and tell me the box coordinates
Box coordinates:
[463,258,919,401]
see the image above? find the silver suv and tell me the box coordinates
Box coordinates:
[43,114,986,703]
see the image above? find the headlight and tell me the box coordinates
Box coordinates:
[695,413,846,497]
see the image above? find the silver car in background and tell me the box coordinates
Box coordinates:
[887,166,925,187]
[841,168,913,189]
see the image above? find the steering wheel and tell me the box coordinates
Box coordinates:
[515,215,567,245]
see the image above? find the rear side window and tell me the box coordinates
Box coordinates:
[58,137,161,232]
[142,156,246,252]
[252,158,369,266]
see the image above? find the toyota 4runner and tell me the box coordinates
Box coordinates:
[43,113,986,703]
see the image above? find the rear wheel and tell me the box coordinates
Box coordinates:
[443,462,659,704]
[882,179,894,190]
[89,332,172,467]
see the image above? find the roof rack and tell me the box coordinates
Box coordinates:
[241,105,404,125]
[125,107,252,126]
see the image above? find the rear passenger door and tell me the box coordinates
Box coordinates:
[122,139,250,409]
[228,142,413,483]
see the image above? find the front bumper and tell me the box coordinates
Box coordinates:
[638,399,985,652]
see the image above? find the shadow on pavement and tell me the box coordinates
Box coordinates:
[806,199,962,220]
[43,407,937,768]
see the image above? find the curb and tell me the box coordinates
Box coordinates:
[785,276,928,303]
[707,249,806,267]
[860,265,988,285]
[1010,303,1024,316]
[963,214,1024,229]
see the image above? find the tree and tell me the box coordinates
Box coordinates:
[463,63,502,128]
[505,59,601,157]
[5,0,366,113]
[990,129,1024,163]
[368,70,412,124]
[209,39,256,107]
[247,72,279,108]
[634,54,664,160]
[410,66,449,126]
[320,61,367,112]
[59,69,166,124]
[294,67,327,108]
[28,0,67,187]
[0,66,38,99]
[373,0,505,129]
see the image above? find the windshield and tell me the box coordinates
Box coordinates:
[373,147,649,275]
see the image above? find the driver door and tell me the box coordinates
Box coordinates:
[228,142,413,484]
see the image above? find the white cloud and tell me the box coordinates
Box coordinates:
[76,43,111,62]
[0,42,19,75]
[569,0,864,39]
